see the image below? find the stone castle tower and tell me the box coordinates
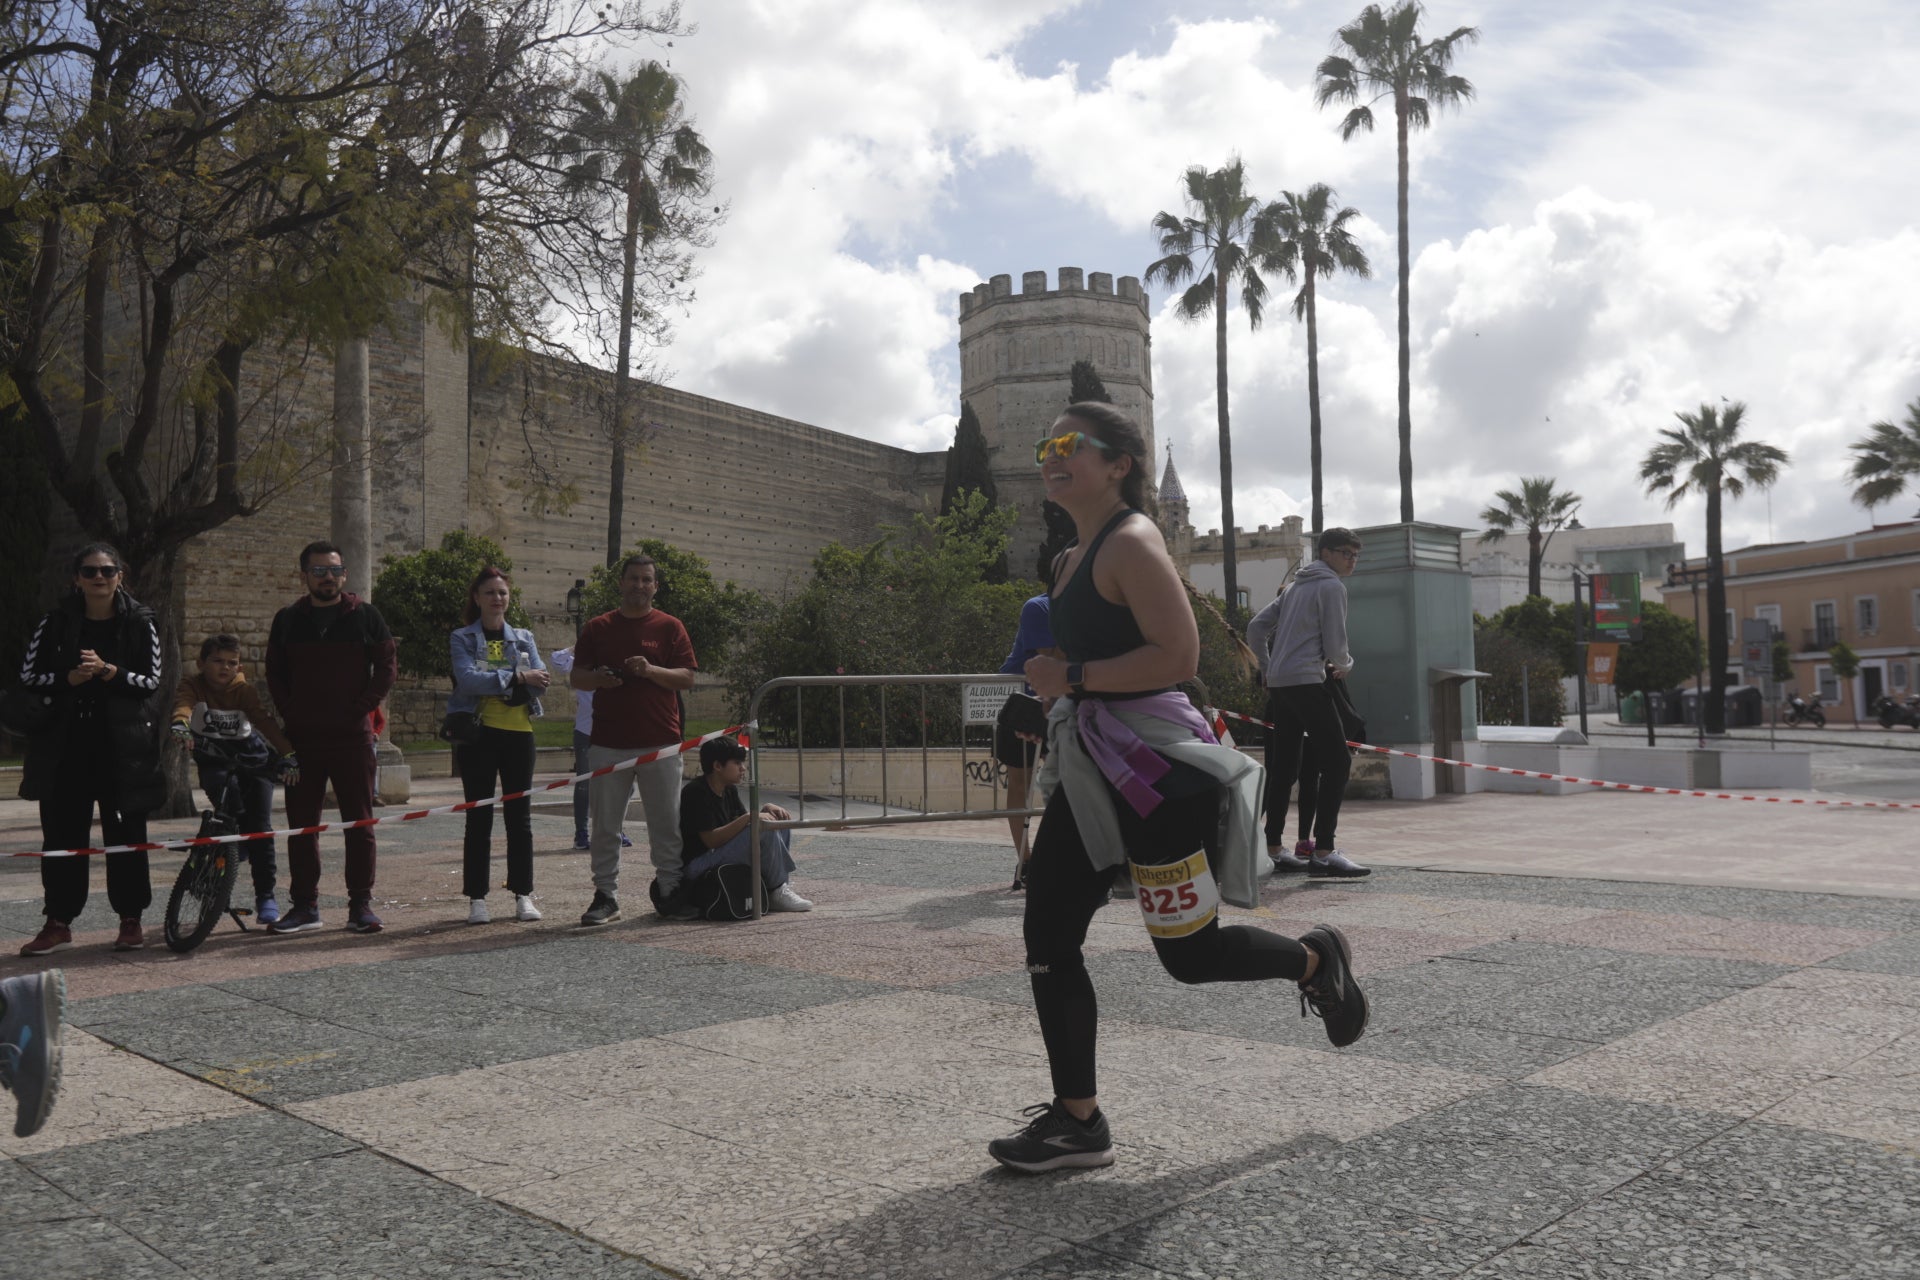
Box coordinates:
[958,268,1153,573]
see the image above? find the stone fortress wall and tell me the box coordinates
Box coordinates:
[164,268,1148,737]
[175,291,947,736]
[958,268,1155,575]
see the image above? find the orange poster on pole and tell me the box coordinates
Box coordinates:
[1586,642,1621,686]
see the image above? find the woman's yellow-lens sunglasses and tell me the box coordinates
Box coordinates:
[1033,431,1114,465]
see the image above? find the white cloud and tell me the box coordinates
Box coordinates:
[600,0,1920,555]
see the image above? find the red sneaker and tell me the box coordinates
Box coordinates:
[114,917,145,951]
[19,921,72,957]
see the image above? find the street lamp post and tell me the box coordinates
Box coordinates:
[1666,562,1712,749]
[565,578,585,637]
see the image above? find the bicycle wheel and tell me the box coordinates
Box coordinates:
[164,839,241,954]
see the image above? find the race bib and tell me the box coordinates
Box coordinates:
[1130,851,1220,939]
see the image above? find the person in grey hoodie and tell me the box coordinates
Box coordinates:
[1245,528,1369,878]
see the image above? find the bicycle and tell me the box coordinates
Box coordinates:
[163,707,287,954]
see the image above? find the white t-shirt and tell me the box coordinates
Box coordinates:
[548,647,594,735]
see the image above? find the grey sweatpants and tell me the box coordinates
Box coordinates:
[586,744,686,896]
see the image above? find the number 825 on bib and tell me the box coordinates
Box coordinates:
[1129,851,1220,939]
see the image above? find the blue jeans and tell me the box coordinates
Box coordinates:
[683,826,795,888]
[571,730,591,832]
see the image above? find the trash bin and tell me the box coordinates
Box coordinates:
[1727,685,1764,727]
[1621,691,1645,724]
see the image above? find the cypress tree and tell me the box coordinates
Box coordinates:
[1068,359,1111,406]
[941,400,996,515]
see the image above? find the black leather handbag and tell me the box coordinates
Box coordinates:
[438,710,481,744]
[1327,675,1367,747]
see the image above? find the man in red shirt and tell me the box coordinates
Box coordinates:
[569,556,699,925]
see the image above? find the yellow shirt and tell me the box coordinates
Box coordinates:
[476,633,534,733]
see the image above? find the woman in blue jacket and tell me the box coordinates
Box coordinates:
[449,566,551,924]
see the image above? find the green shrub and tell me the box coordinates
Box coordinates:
[372,531,528,680]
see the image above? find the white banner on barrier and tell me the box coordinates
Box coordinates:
[962,680,1024,724]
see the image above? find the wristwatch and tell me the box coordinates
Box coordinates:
[1066,663,1087,696]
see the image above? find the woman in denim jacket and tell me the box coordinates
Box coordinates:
[448,566,551,924]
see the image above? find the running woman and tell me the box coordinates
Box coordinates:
[987,402,1368,1175]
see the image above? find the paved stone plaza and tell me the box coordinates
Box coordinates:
[3,780,1917,1278]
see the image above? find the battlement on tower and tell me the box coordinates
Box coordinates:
[954,265,1156,577]
[957,268,1149,319]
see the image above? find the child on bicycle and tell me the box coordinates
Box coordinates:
[171,635,298,925]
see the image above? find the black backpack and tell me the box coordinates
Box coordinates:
[684,863,756,921]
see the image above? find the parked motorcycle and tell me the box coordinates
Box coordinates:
[1874,694,1920,730]
[1782,692,1826,728]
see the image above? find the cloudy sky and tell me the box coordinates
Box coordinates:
[630,0,1920,555]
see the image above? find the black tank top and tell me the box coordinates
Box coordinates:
[1049,509,1152,678]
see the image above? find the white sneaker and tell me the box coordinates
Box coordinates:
[1308,850,1371,879]
[468,898,490,924]
[513,894,542,922]
[768,884,813,912]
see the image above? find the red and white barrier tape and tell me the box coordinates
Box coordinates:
[13,725,754,859]
[1217,709,1920,813]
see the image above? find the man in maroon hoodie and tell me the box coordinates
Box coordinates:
[264,541,397,934]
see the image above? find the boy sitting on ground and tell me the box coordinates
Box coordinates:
[674,738,812,915]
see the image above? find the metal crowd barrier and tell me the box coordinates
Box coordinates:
[743,673,1046,919]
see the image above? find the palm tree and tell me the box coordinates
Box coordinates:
[1846,397,1920,514]
[556,63,713,566]
[1144,159,1274,619]
[1478,477,1581,599]
[1257,184,1371,536]
[1639,402,1788,735]
[1315,2,1479,524]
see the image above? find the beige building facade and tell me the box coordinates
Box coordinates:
[1659,521,1920,724]
[1156,452,1309,611]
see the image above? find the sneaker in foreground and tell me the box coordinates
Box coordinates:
[1269,841,1312,873]
[346,901,383,934]
[1308,849,1370,879]
[0,969,65,1138]
[1298,923,1368,1047]
[269,904,323,935]
[18,921,72,957]
[572,828,590,851]
[254,895,280,927]
[113,918,145,951]
[468,898,490,925]
[580,892,621,927]
[513,894,542,922]
[988,1101,1116,1174]
[768,883,813,913]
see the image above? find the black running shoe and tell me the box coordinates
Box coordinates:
[579,892,621,927]
[1299,923,1369,1047]
[988,1101,1115,1173]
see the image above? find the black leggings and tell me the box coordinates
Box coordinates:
[1264,684,1351,851]
[1024,784,1309,1101]
[457,726,536,899]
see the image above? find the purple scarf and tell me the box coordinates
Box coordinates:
[1074,691,1219,818]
